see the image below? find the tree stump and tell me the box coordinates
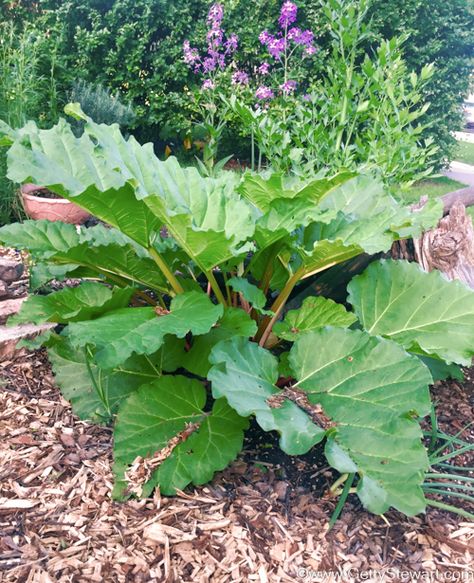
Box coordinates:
[413,201,474,288]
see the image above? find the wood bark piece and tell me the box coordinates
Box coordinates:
[0,260,24,282]
[414,201,474,288]
[0,323,54,360]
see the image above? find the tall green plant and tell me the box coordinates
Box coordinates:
[231,0,438,184]
[2,110,474,518]
[0,21,59,224]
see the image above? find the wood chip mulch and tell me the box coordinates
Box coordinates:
[0,350,473,582]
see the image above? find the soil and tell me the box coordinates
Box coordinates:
[0,348,473,582]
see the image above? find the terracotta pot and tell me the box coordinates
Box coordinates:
[20,183,90,224]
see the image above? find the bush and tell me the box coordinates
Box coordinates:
[368,0,474,165]
[68,80,136,134]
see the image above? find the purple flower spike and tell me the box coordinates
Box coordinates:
[225,33,239,53]
[280,79,297,93]
[279,1,298,28]
[202,79,215,90]
[183,41,200,66]
[287,27,302,41]
[304,45,317,55]
[208,3,224,26]
[258,62,270,75]
[255,86,275,100]
[297,29,314,46]
[203,56,217,72]
[232,70,249,85]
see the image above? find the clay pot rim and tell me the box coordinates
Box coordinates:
[21,192,75,205]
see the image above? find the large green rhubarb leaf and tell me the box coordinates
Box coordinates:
[5,118,160,247]
[208,328,432,515]
[136,158,256,270]
[348,260,474,365]
[240,172,354,248]
[208,337,325,454]
[295,175,442,277]
[67,291,223,369]
[4,114,257,269]
[48,337,165,423]
[289,327,432,515]
[274,296,357,341]
[0,221,169,293]
[113,376,248,496]
[9,282,133,325]
[182,308,258,377]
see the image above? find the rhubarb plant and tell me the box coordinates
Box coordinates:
[2,108,474,517]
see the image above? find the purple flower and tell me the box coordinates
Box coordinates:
[183,41,200,66]
[258,62,270,75]
[232,70,249,85]
[225,33,239,53]
[268,36,286,59]
[202,79,215,90]
[203,56,217,72]
[255,86,275,100]
[304,45,317,56]
[207,3,224,26]
[297,29,314,46]
[279,1,298,28]
[287,27,302,41]
[280,80,297,93]
[207,28,223,48]
[303,93,312,101]
[259,30,273,45]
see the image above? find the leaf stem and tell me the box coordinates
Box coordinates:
[206,269,228,306]
[84,346,110,418]
[256,267,304,346]
[148,246,184,295]
[328,473,355,530]
[329,473,350,494]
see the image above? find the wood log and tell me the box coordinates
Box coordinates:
[441,186,474,215]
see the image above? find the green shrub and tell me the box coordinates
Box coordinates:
[69,80,136,134]
[368,0,474,166]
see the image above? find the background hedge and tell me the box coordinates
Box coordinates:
[1,0,473,164]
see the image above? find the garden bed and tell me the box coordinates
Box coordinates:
[0,349,472,582]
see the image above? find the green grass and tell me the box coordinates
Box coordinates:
[396,176,467,204]
[455,140,474,165]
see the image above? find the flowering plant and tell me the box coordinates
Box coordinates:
[183,3,245,173]
[255,1,317,102]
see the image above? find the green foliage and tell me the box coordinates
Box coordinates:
[0,20,57,224]
[2,113,473,518]
[368,0,474,166]
[1,0,472,174]
[230,1,439,184]
[68,80,136,135]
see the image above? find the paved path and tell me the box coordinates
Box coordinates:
[444,160,474,187]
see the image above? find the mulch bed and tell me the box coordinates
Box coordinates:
[0,349,473,582]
